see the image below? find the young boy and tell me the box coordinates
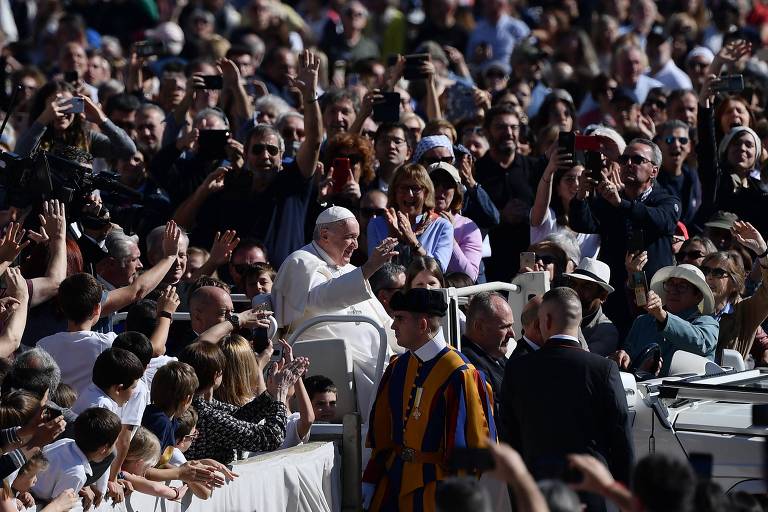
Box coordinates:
[244,263,275,303]
[37,274,115,397]
[141,361,199,451]
[303,375,338,423]
[70,347,145,503]
[32,407,122,502]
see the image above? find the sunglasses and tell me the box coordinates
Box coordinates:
[645,99,667,109]
[618,154,652,166]
[421,156,454,166]
[664,136,689,145]
[251,143,280,156]
[361,207,386,217]
[677,250,705,260]
[700,267,730,279]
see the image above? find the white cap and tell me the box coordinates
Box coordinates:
[316,206,356,226]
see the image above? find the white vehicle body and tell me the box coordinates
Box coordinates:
[625,367,768,494]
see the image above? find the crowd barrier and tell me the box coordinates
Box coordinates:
[31,442,340,512]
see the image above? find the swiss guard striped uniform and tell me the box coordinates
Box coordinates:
[362,329,497,512]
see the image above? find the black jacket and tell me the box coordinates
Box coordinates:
[500,337,634,487]
[460,336,506,399]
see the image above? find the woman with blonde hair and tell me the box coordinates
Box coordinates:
[214,334,264,407]
[367,163,454,271]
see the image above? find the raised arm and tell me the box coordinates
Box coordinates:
[149,286,181,357]
[531,149,571,227]
[293,50,322,179]
[219,58,252,128]
[0,267,28,357]
[29,200,67,308]
[101,221,181,316]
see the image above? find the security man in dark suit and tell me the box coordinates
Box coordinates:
[510,295,544,359]
[500,287,634,512]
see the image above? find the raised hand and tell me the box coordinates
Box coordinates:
[198,166,229,198]
[362,237,399,278]
[384,207,404,239]
[716,39,751,67]
[609,349,631,371]
[218,58,241,90]
[732,220,767,255]
[47,488,78,512]
[596,180,621,207]
[643,290,666,323]
[291,50,320,100]
[80,95,108,125]
[162,220,182,259]
[625,250,648,274]
[43,199,66,240]
[38,97,69,125]
[209,230,240,265]
[237,308,274,330]
[157,285,181,315]
[5,266,27,302]
[0,222,29,262]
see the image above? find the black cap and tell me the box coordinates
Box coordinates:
[389,289,448,317]
[647,25,671,46]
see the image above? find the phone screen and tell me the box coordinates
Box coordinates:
[196,75,224,90]
[632,271,648,307]
[197,130,230,160]
[558,131,575,155]
[332,158,351,194]
[628,230,645,253]
[373,92,401,123]
[520,252,536,270]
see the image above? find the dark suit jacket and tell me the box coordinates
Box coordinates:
[510,337,538,359]
[460,336,506,405]
[500,337,634,486]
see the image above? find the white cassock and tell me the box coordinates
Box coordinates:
[271,241,400,415]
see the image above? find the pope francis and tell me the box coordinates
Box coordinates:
[272,206,401,415]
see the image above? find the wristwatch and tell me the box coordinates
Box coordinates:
[225,311,240,330]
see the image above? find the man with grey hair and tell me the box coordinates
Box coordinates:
[136,103,166,157]
[570,138,681,335]
[272,206,401,414]
[369,262,405,318]
[461,292,515,400]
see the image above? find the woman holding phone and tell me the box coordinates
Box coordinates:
[319,133,375,209]
[16,80,135,161]
[367,163,454,271]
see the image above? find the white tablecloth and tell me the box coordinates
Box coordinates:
[39,442,340,512]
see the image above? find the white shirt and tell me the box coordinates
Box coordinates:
[70,383,119,416]
[120,378,149,427]
[38,331,116,398]
[650,59,693,91]
[32,438,95,500]
[143,355,177,391]
[413,329,448,362]
[522,335,541,352]
[530,207,601,259]
[280,412,311,449]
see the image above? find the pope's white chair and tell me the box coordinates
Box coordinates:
[719,349,746,372]
[292,338,357,419]
[669,350,724,377]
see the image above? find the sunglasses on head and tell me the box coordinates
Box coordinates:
[618,154,652,166]
[664,135,689,145]
[251,143,280,156]
[700,266,730,278]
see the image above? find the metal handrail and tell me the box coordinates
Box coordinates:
[287,314,389,422]
[450,281,521,297]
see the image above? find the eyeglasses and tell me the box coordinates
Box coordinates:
[251,143,280,156]
[421,156,454,166]
[700,267,730,279]
[618,154,653,166]
[663,280,695,293]
[183,431,199,441]
[664,136,689,145]
[360,207,386,218]
[677,250,705,260]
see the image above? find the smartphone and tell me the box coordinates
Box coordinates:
[447,447,495,472]
[585,151,604,182]
[332,157,351,194]
[62,97,84,114]
[631,271,648,307]
[135,40,166,57]
[558,131,575,155]
[195,75,224,90]
[197,129,230,160]
[574,135,601,151]
[689,453,713,479]
[373,92,401,123]
[44,405,63,421]
[520,252,536,270]
[403,53,430,80]
[712,74,744,93]
[628,229,645,253]
[64,71,78,84]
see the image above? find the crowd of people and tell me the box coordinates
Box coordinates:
[0,0,767,510]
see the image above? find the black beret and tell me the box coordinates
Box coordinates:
[389,288,447,317]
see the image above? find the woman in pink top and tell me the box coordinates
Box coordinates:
[428,162,483,281]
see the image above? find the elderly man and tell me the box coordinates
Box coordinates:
[501,288,633,511]
[272,206,401,414]
[570,138,681,336]
[461,292,515,398]
[363,288,496,512]
[136,103,166,158]
[614,264,719,377]
[563,258,619,356]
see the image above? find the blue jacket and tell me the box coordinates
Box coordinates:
[625,307,719,376]
[656,164,702,226]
